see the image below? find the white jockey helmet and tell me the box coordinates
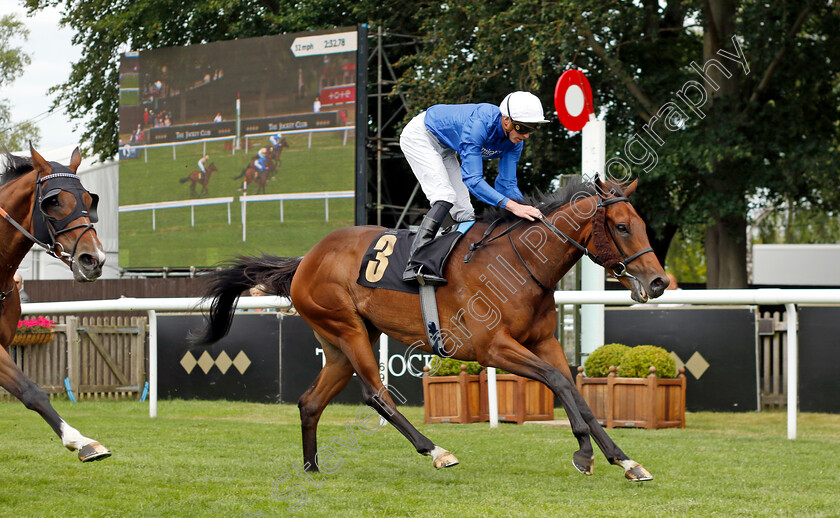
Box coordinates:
[500,91,549,124]
[258,147,267,157]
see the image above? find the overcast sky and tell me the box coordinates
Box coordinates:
[0,0,84,152]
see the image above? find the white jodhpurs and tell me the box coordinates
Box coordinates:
[399,112,476,222]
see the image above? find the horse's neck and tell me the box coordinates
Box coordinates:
[0,175,37,267]
[521,204,593,287]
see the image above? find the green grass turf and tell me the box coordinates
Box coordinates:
[0,400,838,517]
[118,133,355,267]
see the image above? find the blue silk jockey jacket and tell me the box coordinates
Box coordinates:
[424,103,525,210]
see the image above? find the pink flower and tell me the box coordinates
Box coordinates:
[17,317,56,332]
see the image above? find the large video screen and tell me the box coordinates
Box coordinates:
[118,27,360,268]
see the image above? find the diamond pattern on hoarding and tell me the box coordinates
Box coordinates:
[180,351,197,374]
[233,351,252,374]
[197,351,215,374]
[685,351,710,379]
[215,351,233,374]
[670,352,685,372]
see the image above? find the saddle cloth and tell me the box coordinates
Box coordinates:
[357,222,475,294]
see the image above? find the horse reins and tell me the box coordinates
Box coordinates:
[0,171,99,268]
[465,194,654,291]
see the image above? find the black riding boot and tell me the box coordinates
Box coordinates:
[402,201,453,285]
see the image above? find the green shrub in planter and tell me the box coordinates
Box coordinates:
[429,357,483,376]
[584,343,630,377]
[618,345,677,378]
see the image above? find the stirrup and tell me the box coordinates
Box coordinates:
[403,265,447,286]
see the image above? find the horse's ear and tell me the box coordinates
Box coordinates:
[69,147,82,173]
[29,142,51,176]
[623,179,638,197]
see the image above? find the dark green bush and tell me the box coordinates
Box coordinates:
[429,357,483,376]
[584,343,629,377]
[618,345,677,378]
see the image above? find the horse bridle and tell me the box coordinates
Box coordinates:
[465,193,654,291]
[0,169,99,268]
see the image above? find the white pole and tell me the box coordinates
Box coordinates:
[241,193,247,242]
[148,310,157,418]
[580,114,607,358]
[379,334,389,427]
[785,303,798,440]
[487,367,499,428]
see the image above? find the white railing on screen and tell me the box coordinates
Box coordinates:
[118,197,235,231]
[22,288,840,440]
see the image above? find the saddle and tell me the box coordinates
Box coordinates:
[357,221,475,295]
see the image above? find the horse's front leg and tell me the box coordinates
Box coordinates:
[0,346,111,461]
[482,333,599,476]
[531,337,652,481]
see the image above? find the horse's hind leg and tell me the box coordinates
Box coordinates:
[0,347,110,461]
[299,334,356,471]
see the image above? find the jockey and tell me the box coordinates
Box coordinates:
[269,132,285,153]
[197,155,210,181]
[254,155,269,179]
[399,91,548,284]
[257,147,268,159]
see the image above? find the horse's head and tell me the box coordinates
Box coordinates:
[587,178,668,302]
[30,145,105,282]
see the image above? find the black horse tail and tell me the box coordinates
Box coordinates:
[233,167,247,180]
[179,176,190,183]
[189,254,302,346]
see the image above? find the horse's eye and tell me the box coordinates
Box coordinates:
[616,224,629,233]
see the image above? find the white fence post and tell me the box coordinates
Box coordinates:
[147,309,157,418]
[785,302,798,440]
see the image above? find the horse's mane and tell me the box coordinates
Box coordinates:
[477,178,625,223]
[1,152,34,186]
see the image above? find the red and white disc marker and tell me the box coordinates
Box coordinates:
[554,70,594,132]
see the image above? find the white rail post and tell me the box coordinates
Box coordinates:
[487,367,499,428]
[379,334,389,426]
[148,310,157,418]
[785,303,798,440]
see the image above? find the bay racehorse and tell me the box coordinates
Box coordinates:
[236,157,275,195]
[0,146,111,461]
[193,178,667,481]
[179,162,217,197]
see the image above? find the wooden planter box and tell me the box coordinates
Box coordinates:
[423,365,554,424]
[575,366,686,429]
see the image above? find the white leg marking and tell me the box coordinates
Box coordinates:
[428,446,448,459]
[60,421,94,451]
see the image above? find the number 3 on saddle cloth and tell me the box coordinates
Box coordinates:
[357,221,476,294]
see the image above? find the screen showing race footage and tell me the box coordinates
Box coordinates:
[118,27,359,268]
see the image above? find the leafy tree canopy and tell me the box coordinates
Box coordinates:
[0,13,40,150]
[23,0,840,286]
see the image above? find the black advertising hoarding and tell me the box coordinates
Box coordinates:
[118,27,362,268]
[158,313,281,402]
[797,306,840,413]
[605,307,759,411]
[146,113,339,144]
[157,313,425,405]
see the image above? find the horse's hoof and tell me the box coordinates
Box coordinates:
[78,442,111,462]
[433,451,459,469]
[573,451,594,475]
[621,460,652,481]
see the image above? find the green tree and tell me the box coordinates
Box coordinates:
[0,13,40,150]
[24,1,840,288]
[396,0,840,288]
